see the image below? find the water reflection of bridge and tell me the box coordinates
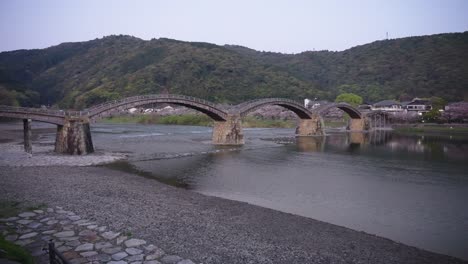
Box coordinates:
[296,130,394,152]
[0,94,391,155]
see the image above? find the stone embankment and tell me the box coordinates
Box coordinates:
[0,206,196,264]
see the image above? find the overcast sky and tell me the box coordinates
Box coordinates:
[0,0,467,53]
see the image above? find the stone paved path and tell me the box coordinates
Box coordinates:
[0,206,196,264]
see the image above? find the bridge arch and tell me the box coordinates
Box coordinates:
[313,103,362,119]
[86,94,229,122]
[234,98,313,119]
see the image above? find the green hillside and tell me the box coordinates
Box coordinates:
[0,32,467,108]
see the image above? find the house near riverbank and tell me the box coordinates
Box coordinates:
[402,98,433,114]
[371,100,403,112]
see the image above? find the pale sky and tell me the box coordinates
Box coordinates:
[0,0,467,53]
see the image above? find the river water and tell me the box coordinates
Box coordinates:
[23,123,468,259]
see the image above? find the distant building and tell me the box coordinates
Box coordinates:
[372,100,403,112]
[304,98,328,109]
[403,98,432,114]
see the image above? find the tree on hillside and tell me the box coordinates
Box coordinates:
[430,96,447,110]
[335,93,363,107]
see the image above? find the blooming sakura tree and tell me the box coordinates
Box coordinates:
[443,102,468,123]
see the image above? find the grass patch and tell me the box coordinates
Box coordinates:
[0,235,35,264]
[0,201,23,218]
[0,200,47,218]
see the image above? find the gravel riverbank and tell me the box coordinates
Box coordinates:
[0,165,465,264]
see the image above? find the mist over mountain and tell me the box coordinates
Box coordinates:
[0,32,467,108]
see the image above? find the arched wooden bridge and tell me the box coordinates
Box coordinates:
[0,94,377,155]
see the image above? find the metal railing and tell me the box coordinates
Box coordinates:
[0,105,87,118]
[234,98,304,111]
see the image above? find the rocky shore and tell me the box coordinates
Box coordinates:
[1,165,465,264]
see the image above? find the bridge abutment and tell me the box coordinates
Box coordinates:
[296,114,324,136]
[55,117,94,155]
[212,115,244,145]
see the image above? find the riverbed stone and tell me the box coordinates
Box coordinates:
[63,251,81,259]
[102,247,123,254]
[27,222,41,229]
[73,219,89,225]
[65,240,81,247]
[145,249,165,260]
[18,232,37,239]
[33,210,44,214]
[124,238,146,247]
[112,252,128,261]
[60,236,80,241]
[17,228,32,234]
[126,254,144,262]
[41,235,52,241]
[54,230,75,237]
[57,246,72,252]
[87,224,98,229]
[125,248,143,255]
[79,229,96,236]
[80,251,98,257]
[144,261,162,264]
[1,217,19,222]
[42,230,56,235]
[160,255,182,264]
[88,253,112,262]
[17,219,33,225]
[108,261,128,264]
[176,260,195,264]
[69,257,87,264]
[75,243,94,251]
[18,212,36,218]
[46,220,58,225]
[116,235,128,245]
[102,231,120,240]
[96,241,113,250]
[39,217,50,222]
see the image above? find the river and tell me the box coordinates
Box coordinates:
[18,122,468,259]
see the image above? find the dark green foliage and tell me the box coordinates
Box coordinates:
[0,32,466,108]
[0,235,34,264]
[335,93,363,106]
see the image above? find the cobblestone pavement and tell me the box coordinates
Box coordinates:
[0,206,196,264]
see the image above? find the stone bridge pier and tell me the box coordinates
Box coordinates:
[348,118,370,131]
[212,114,244,145]
[55,117,94,155]
[296,113,324,136]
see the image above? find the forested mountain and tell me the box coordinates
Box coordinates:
[0,32,467,108]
